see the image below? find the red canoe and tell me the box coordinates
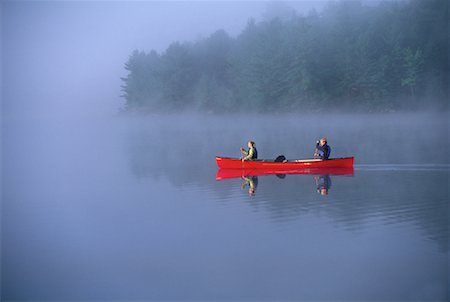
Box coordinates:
[216,167,354,180]
[216,156,354,170]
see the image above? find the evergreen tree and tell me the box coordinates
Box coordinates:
[121,0,448,113]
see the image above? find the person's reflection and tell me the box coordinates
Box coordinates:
[241,176,258,196]
[314,174,332,195]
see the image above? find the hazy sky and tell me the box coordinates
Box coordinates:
[2,1,327,115]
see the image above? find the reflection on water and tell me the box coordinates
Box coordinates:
[213,167,449,250]
[3,114,449,301]
[123,115,448,250]
[124,114,449,255]
[241,176,258,195]
[123,114,448,300]
[216,167,354,180]
[227,173,339,196]
[314,174,331,195]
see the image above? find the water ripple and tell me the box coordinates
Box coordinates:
[356,164,450,171]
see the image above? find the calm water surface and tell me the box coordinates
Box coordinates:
[2,113,449,301]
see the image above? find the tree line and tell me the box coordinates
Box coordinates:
[121,0,448,113]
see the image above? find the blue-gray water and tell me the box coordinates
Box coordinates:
[2,113,449,301]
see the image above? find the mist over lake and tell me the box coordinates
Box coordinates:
[2,0,449,301]
[3,111,449,300]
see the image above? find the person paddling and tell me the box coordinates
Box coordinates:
[314,137,331,160]
[240,141,258,162]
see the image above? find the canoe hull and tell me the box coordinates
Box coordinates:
[216,156,354,169]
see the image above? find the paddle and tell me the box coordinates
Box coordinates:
[240,147,245,168]
[314,140,320,158]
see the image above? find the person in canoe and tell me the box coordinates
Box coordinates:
[240,141,258,162]
[314,137,331,160]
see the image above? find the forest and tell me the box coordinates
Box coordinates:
[121,0,448,113]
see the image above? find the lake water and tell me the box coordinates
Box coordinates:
[2,112,449,301]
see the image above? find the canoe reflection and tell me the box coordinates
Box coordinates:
[217,167,353,196]
[216,167,354,180]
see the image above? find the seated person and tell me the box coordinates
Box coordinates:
[314,137,331,160]
[240,141,258,161]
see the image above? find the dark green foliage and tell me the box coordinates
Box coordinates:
[121,0,448,112]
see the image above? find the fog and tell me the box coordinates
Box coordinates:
[2,1,328,117]
[2,111,449,300]
[2,1,449,300]
[4,0,444,116]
